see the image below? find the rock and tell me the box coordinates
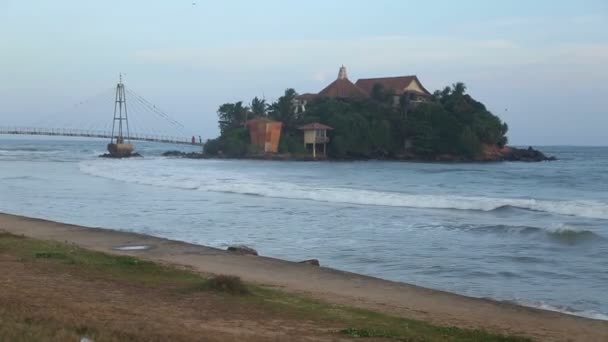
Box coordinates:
[99,152,142,159]
[227,245,258,256]
[503,146,556,162]
[298,259,320,266]
[162,150,184,157]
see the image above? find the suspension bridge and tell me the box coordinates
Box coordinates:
[0,127,195,145]
[0,76,202,156]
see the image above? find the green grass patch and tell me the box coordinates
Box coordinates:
[0,232,532,342]
[244,286,531,341]
[341,327,401,339]
[0,232,203,286]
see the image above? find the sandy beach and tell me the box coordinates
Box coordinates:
[1,212,607,341]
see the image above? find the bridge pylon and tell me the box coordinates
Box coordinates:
[107,74,136,157]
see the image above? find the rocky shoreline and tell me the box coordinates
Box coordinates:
[162,145,556,162]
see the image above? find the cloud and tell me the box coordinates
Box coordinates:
[132,34,607,78]
[132,35,528,71]
[311,70,329,82]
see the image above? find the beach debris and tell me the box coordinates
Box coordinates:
[112,244,152,251]
[80,337,94,342]
[227,245,258,256]
[298,259,320,266]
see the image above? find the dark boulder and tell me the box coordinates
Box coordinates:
[162,150,185,157]
[227,245,258,256]
[503,146,556,162]
[99,152,142,159]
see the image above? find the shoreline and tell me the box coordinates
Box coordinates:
[162,145,556,162]
[1,212,607,341]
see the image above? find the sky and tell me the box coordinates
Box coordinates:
[1,0,607,145]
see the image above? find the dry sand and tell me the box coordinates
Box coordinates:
[1,212,606,341]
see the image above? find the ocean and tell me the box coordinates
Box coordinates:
[1,136,607,320]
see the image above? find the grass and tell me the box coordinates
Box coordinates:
[0,232,202,286]
[243,287,530,342]
[0,232,532,341]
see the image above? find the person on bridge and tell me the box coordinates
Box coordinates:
[191,136,196,145]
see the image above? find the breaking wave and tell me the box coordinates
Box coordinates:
[78,159,608,220]
[454,224,604,244]
[515,301,608,321]
[0,148,63,155]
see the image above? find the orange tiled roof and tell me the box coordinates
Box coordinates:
[318,78,368,99]
[355,76,431,96]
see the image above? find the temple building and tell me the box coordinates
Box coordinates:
[295,66,431,112]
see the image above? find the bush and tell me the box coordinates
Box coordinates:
[204,128,249,157]
[459,126,482,158]
[279,132,305,154]
[206,275,249,295]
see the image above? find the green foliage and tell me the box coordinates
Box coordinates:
[250,96,267,117]
[217,101,249,133]
[268,88,300,128]
[459,126,482,157]
[340,327,400,339]
[371,83,391,103]
[210,82,509,160]
[204,128,249,157]
[404,82,508,158]
[279,132,305,154]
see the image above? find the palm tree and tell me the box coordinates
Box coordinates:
[268,88,298,127]
[452,82,467,96]
[250,97,267,117]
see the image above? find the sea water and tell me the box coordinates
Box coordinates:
[1,136,607,320]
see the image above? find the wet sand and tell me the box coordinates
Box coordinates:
[1,212,606,341]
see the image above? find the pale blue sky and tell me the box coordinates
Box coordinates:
[1,0,607,145]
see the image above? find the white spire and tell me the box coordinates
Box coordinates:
[338,65,348,80]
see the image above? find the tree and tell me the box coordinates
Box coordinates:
[459,126,481,157]
[250,97,267,117]
[452,82,467,96]
[268,88,299,128]
[217,101,250,133]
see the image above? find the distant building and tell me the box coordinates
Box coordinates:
[246,118,282,153]
[355,75,431,106]
[298,122,333,158]
[295,66,431,112]
[317,66,368,99]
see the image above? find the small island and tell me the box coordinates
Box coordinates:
[193,66,553,162]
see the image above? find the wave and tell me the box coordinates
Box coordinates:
[78,160,608,220]
[0,175,39,181]
[454,224,604,244]
[0,149,63,155]
[514,301,608,321]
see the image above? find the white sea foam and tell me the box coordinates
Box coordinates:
[520,301,608,321]
[0,149,63,155]
[78,159,608,220]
